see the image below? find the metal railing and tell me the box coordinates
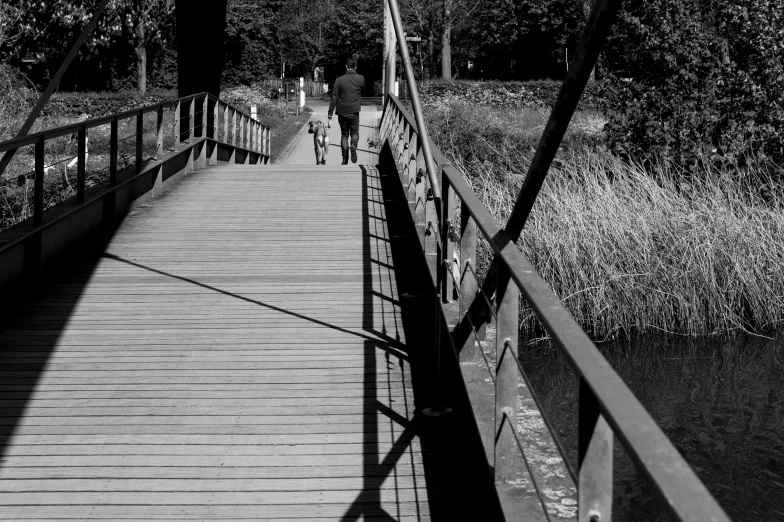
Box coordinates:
[0,92,270,228]
[380,0,731,519]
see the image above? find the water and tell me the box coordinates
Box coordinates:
[519,334,784,521]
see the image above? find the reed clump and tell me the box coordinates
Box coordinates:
[425,97,784,338]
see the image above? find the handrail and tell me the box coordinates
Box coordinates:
[0,91,270,230]
[0,93,260,153]
[380,86,731,522]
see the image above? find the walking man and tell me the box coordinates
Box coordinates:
[328,56,365,164]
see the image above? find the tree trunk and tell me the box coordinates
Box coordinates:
[441,1,452,80]
[134,22,147,95]
[427,34,434,79]
[136,44,147,94]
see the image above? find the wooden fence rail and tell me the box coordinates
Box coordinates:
[0,93,270,229]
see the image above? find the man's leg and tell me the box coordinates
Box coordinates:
[348,113,360,163]
[338,115,350,164]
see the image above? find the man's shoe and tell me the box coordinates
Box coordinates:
[350,148,357,163]
[321,159,326,165]
[341,157,348,165]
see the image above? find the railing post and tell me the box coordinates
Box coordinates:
[265,127,271,161]
[213,98,220,143]
[440,172,455,302]
[77,125,86,204]
[458,200,482,362]
[188,98,195,143]
[174,100,181,152]
[156,106,164,160]
[34,136,45,225]
[578,379,613,522]
[135,111,143,173]
[109,116,118,186]
[414,147,427,249]
[223,103,229,144]
[494,266,519,484]
[202,94,209,138]
[406,131,418,205]
[232,108,237,147]
[210,98,219,166]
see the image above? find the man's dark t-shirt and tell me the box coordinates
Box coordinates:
[328,70,365,118]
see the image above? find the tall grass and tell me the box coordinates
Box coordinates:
[426,97,784,338]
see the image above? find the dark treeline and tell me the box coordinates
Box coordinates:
[1,0,781,166]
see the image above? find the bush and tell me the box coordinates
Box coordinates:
[422,95,605,173]
[603,0,784,168]
[419,79,607,111]
[42,90,175,120]
[220,85,288,121]
[0,63,34,141]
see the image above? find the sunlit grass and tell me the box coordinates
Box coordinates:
[426,98,784,338]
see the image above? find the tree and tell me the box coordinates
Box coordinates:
[603,0,784,166]
[117,0,175,94]
[222,0,282,86]
[277,0,339,79]
[5,0,174,93]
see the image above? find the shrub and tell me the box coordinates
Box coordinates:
[220,85,288,121]
[603,0,784,168]
[419,79,607,111]
[0,63,34,141]
[42,90,175,120]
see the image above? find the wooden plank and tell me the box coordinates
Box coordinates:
[0,504,431,519]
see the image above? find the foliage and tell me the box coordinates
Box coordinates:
[427,98,784,337]
[220,85,287,120]
[603,0,784,167]
[419,79,606,111]
[3,0,175,93]
[0,63,34,141]
[42,89,174,119]
[464,0,585,80]
[222,0,282,86]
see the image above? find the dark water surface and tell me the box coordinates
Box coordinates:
[519,334,784,521]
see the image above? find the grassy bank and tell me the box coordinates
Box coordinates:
[423,95,784,338]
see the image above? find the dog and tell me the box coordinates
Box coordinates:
[308,120,330,165]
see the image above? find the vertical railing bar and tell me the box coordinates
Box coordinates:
[156,105,164,160]
[174,101,181,152]
[135,111,143,173]
[232,108,237,147]
[223,103,229,144]
[213,98,219,143]
[109,116,118,186]
[34,136,45,225]
[578,379,614,522]
[441,174,455,302]
[188,99,195,143]
[202,94,209,138]
[458,197,481,362]
[494,266,519,485]
[76,125,86,204]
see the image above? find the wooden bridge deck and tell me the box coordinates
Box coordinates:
[0,155,500,519]
[0,99,504,520]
